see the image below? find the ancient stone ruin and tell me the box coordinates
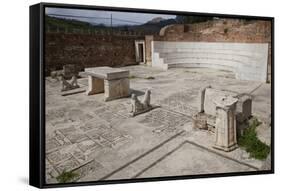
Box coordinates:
[84,66,130,101]
[60,75,80,92]
[192,86,252,152]
[130,89,152,117]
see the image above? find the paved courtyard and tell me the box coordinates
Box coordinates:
[45,65,271,183]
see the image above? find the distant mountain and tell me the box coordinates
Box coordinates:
[146,17,165,24]
[45,15,177,34]
[45,15,98,30]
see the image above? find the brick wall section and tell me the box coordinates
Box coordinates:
[45,33,143,75]
[155,19,272,82]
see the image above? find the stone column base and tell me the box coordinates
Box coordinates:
[213,143,238,152]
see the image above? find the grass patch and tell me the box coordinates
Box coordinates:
[224,28,228,34]
[145,76,155,80]
[185,70,197,73]
[129,75,155,80]
[129,75,137,79]
[238,117,270,160]
[56,170,79,183]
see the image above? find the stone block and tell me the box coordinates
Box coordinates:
[85,67,129,80]
[85,66,130,101]
[213,96,238,152]
[192,113,208,130]
[236,95,252,122]
[203,88,236,116]
[104,78,130,101]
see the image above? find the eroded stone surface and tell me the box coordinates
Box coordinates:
[130,90,152,116]
[85,66,130,101]
[213,96,238,152]
[46,65,271,183]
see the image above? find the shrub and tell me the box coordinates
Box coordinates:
[145,76,155,80]
[56,170,79,183]
[238,117,270,160]
[224,28,228,34]
[129,75,136,79]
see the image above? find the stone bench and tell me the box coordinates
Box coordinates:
[84,67,130,101]
[151,41,269,82]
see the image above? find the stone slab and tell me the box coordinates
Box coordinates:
[203,88,237,116]
[85,66,129,80]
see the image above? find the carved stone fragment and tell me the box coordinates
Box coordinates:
[60,75,80,92]
[130,89,152,117]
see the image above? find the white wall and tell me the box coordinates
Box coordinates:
[152,41,269,82]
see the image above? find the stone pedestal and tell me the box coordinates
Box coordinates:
[213,96,238,152]
[84,67,130,101]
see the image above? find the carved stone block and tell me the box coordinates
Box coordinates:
[130,90,152,117]
[192,113,208,130]
[60,75,80,92]
[86,76,104,95]
[213,96,238,152]
[104,78,130,101]
[63,64,78,79]
[236,95,252,122]
[84,67,130,101]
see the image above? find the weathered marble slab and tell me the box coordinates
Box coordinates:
[85,67,130,101]
[85,66,129,80]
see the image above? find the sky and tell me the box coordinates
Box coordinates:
[46,7,177,26]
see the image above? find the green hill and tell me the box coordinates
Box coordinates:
[45,15,100,31]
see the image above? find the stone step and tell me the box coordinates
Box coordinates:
[153,41,267,54]
[155,48,263,57]
[151,41,268,82]
[163,57,241,66]
[160,52,258,63]
[164,62,236,72]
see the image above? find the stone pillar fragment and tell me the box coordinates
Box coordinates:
[213,96,238,152]
[197,85,211,113]
[145,35,154,66]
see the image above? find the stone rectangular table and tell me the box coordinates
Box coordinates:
[84,67,130,101]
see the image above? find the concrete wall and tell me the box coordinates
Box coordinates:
[152,41,268,82]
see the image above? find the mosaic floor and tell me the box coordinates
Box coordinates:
[45,65,271,184]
